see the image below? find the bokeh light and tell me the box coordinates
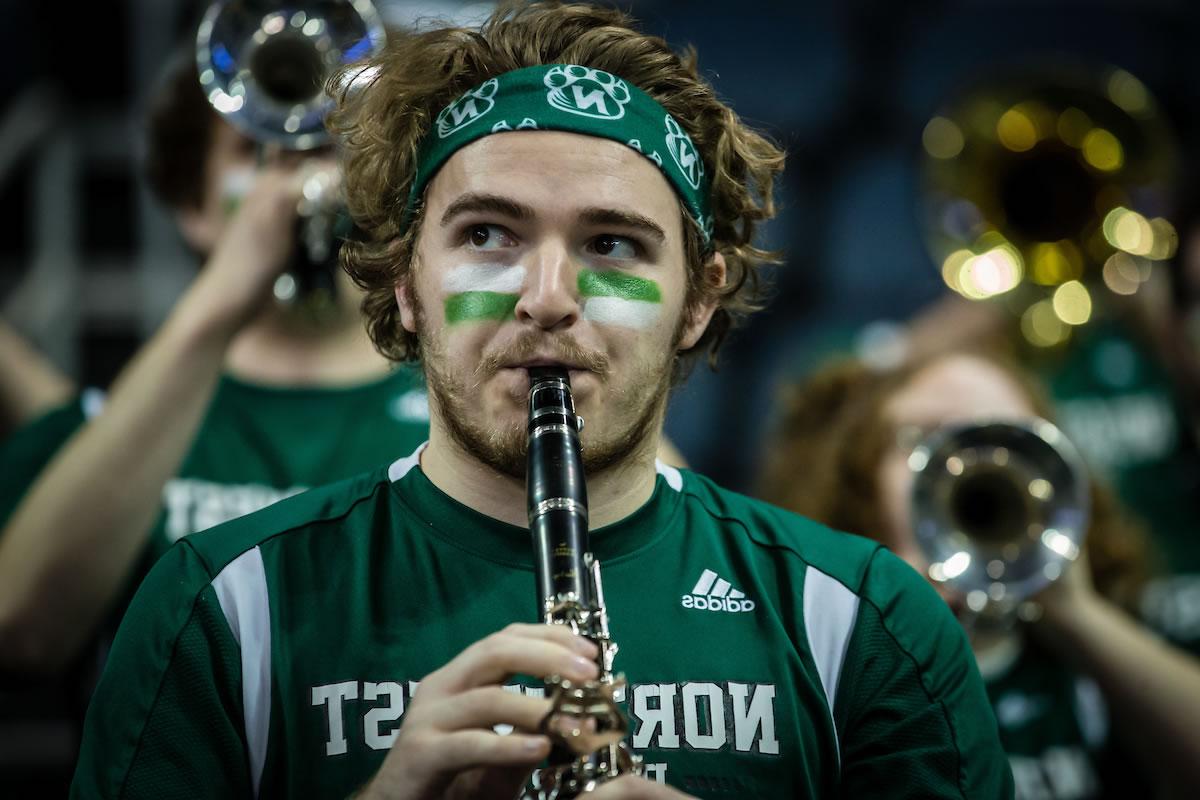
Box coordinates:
[1052,280,1092,325]
[1081,128,1123,172]
[1103,207,1154,255]
[1056,107,1091,148]
[953,245,1024,299]
[1148,217,1178,260]
[1106,69,1151,117]
[923,116,965,159]
[1102,252,1146,295]
[1021,300,1070,347]
[1029,241,1083,286]
[997,107,1038,152]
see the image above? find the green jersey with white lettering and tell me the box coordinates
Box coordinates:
[72,452,1013,799]
[151,369,432,560]
[983,642,1144,800]
[1037,320,1200,652]
[0,369,431,566]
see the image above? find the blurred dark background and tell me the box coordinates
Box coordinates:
[3,0,1200,792]
[2,0,1198,492]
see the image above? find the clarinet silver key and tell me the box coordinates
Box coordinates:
[524,368,641,799]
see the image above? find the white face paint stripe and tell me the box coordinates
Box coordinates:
[442,264,526,295]
[582,297,662,329]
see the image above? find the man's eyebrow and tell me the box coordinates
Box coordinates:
[578,208,666,244]
[440,193,535,227]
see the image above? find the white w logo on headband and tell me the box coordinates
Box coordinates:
[664,115,704,190]
[436,79,499,137]
[544,65,631,120]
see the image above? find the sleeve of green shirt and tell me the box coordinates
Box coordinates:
[71,541,253,799]
[835,547,1014,799]
[0,397,87,529]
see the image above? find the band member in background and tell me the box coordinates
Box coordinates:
[0,40,430,677]
[1134,164,1200,656]
[72,3,1011,797]
[902,231,1200,660]
[760,347,1200,798]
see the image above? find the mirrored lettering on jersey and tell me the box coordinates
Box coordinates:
[309,679,779,759]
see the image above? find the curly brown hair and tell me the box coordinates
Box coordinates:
[328,1,785,367]
[758,347,1154,611]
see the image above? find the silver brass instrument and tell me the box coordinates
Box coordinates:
[525,368,641,799]
[195,0,385,313]
[909,418,1089,623]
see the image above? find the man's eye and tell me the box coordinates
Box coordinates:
[466,224,513,250]
[590,235,638,259]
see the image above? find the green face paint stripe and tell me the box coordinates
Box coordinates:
[444,292,518,324]
[577,270,661,303]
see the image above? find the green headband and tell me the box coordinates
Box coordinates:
[406,64,714,243]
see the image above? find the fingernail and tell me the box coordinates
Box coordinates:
[570,655,599,677]
[572,637,599,657]
[524,736,548,752]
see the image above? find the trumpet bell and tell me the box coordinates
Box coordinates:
[910,419,1090,614]
[197,0,386,150]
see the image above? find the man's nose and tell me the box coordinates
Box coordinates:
[514,241,580,331]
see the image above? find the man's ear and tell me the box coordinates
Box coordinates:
[395,279,418,334]
[678,251,726,350]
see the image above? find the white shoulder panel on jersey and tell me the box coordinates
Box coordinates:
[655,459,683,492]
[803,565,861,769]
[213,546,272,798]
[388,441,429,482]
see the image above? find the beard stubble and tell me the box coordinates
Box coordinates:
[416,301,681,480]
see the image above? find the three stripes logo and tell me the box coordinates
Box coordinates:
[682,569,756,613]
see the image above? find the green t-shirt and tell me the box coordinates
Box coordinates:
[72,454,1013,799]
[1041,321,1199,570]
[151,369,431,562]
[0,369,431,566]
[0,388,106,528]
[1035,321,1200,651]
[982,640,1143,800]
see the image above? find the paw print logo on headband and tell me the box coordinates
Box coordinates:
[544,65,631,121]
[664,115,704,190]
[436,79,499,138]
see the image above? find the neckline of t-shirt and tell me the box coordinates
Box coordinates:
[390,462,682,569]
[216,366,423,399]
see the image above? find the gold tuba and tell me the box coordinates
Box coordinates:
[195,0,386,312]
[918,62,1178,348]
[908,418,1089,622]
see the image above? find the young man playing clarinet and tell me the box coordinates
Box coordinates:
[72,3,1013,797]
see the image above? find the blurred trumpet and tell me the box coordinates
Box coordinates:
[919,63,1178,348]
[196,0,385,316]
[908,419,1090,624]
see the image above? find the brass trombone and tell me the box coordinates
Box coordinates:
[919,63,1178,348]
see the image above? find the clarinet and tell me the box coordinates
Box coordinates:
[525,368,641,799]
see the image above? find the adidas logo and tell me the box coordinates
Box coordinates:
[682,569,756,613]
